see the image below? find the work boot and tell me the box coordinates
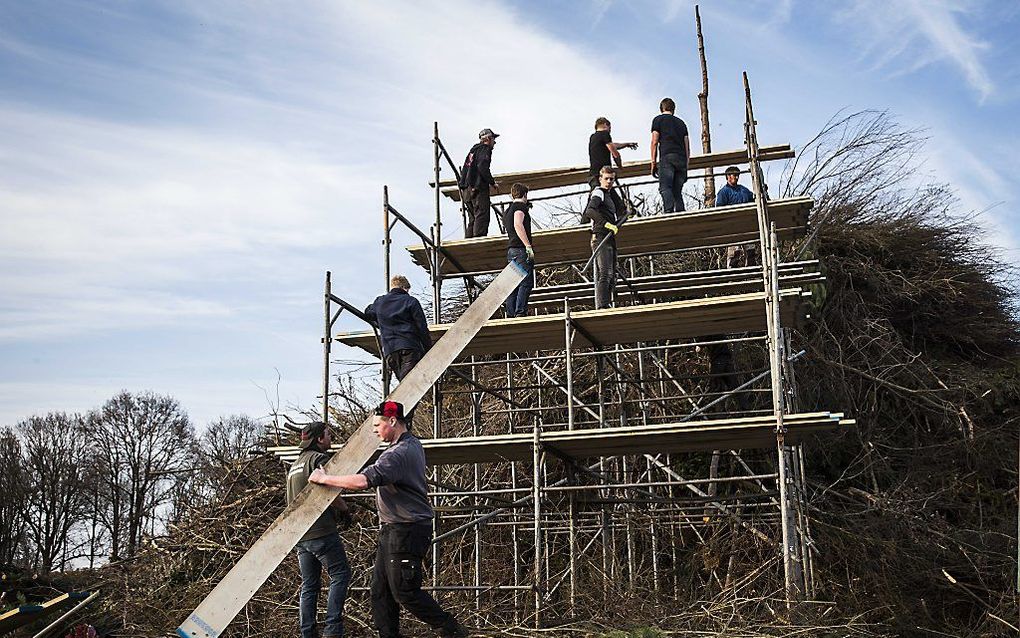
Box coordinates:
[439,618,471,638]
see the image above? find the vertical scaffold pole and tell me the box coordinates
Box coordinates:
[382,186,392,396]
[565,299,577,611]
[323,271,332,423]
[430,123,444,589]
[532,422,543,629]
[743,70,802,604]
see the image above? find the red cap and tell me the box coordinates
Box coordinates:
[375,401,405,419]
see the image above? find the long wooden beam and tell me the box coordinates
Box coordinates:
[434,144,794,200]
[177,261,527,638]
[407,196,813,275]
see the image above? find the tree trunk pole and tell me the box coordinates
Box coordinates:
[696,5,715,207]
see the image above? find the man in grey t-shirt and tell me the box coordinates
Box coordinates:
[309,401,469,638]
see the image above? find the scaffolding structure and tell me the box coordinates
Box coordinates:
[278,73,852,628]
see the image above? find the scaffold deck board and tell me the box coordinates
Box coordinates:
[528,260,823,311]
[408,197,813,275]
[268,412,852,466]
[433,144,795,201]
[0,592,89,634]
[337,289,809,358]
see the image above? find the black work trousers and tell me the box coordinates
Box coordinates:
[386,349,421,426]
[371,522,455,638]
[461,186,491,238]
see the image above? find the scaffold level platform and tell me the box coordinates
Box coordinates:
[433,144,795,201]
[528,260,823,311]
[408,197,813,275]
[336,288,810,357]
[269,412,852,466]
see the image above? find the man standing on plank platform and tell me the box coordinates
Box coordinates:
[583,165,625,309]
[309,401,471,638]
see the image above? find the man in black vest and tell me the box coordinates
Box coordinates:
[287,422,352,638]
[458,128,499,238]
[583,166,625,309]
[309,402,470,638]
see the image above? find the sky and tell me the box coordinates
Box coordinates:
[1,0,1018,431]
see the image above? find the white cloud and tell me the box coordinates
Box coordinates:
[840,0,994,101]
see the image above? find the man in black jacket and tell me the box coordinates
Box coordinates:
[583,166,625,309]
[458,128,499,238]
[365,275,432,423]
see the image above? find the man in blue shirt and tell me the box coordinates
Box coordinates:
[715,166,755,207]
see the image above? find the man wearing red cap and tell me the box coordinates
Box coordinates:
[309,401,469,638]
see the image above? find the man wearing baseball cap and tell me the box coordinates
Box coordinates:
[286,421,353,638]
[309,401,469,638]
[457,128,500,238]
[715,166,757,268]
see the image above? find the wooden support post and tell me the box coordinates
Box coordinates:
[696,5,716,206]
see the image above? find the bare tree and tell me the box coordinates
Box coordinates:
[88,391,197,559]
[0,426,28,565]
[200,414,264,469]
[18,413,90,571]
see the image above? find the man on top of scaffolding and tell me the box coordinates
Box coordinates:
[309,401,471,638]
[503,182,535,318]
[588,116,637,188]
[650,97,690,213]
[583,165,625,309]
[458,128,499,238]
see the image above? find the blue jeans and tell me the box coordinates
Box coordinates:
[297,532,351,638]
[505,247,535,318]
[658,153,687,212]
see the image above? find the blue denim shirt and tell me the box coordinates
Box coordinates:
[716,183,755,207]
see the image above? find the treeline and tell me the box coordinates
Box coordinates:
[0,391,263,572]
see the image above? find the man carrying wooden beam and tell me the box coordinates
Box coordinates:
[309,401,470,638]
[286,422,352,638]
[650,97,691,212]
[583,165,625,309]
[503,182,535,318]
[458,128,499,238]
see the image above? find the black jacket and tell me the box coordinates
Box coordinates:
[583,187,625,237]
[365,288,432,356]
[458,142,495,189]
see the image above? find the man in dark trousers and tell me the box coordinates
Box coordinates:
[365,275,432,422]
[583,166,625,309]
[287,422,352,638]
[309,401,470,638]
[458,128,499,238]
[587,117,637,188]
[649,97,690,212]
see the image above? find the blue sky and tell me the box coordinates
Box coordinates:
[1,0,1017,430]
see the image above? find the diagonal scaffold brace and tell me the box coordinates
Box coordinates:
[176,260,527,638]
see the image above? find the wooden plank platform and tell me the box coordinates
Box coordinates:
[408,197,813,275]
[0,592,90,634]
[337,288,810,358]
[434,144,795,201]
[269,412,852,466]
[528,260,823,312]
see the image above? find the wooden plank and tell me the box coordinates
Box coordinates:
[177,261,527,638]
[337,289,809,358]
[407,197,813,275]
[0,593,75,634]
[434,144,794,200]
[269,413,852,466]
[527,261,823,310]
